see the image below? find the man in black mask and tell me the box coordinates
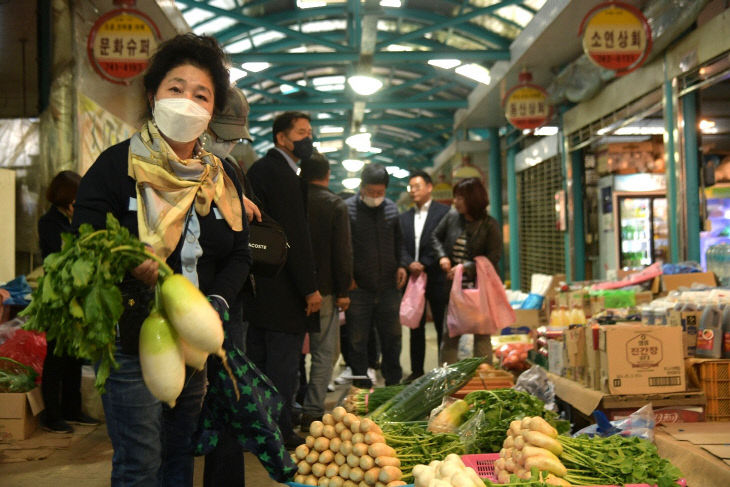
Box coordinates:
[244,111,322,449]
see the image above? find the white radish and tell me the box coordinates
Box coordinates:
[178,336,208,370]
[161,275,223,354]
[332,406,347,422]
[139,311,185,407]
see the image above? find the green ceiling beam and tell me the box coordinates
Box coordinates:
[248,116,454,128]
[442,0,525,31]
[229,49,508,64]
[248,98,467,115]
[411,83,452,101]
[349,0,361,51]
[175,0,346,52]
[377,1,523,50]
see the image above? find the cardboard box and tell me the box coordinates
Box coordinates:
[513,309,543,328]
[584,326,601,390]
[662,272,717,292]
[599,324,686,394]
[0,387,44,440]
[563,326,586,382]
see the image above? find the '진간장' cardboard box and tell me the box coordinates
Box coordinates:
[599,324,685,394]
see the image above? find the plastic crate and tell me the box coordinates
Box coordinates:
[459,453,687,487]
[699,360,730,421]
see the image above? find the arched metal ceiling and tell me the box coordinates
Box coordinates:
[175,0,546,194]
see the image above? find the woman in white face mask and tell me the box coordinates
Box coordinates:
[72,34,252,487]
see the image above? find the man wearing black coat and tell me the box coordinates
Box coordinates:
[399,170,450,382]
[244,111,322,448]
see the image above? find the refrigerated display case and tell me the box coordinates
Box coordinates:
[597,174,667,278]
[617,195,668,268]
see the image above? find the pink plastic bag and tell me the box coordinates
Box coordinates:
[446,256,516,337]
[399,273,427,329]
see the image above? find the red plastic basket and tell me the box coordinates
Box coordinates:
[459,453,687,487]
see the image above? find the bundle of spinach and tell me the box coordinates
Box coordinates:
[21,213,156,392]
[459,389,569,453]
[559,434,682,487]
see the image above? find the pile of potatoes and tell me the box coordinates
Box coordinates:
[292,406,405,487]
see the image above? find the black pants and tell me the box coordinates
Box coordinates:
[409,281,448,375]
[41,339,82,422]
[340,323,380,369]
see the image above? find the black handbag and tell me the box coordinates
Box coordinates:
[248,211,288,277]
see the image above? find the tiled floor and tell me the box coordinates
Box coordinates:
[0,324,440,486]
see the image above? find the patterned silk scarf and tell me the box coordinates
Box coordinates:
[128,121,243,259]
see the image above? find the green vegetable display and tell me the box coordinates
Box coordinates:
[459,389,568,454]
[369,357,484,423]
[343,384,407,415]
[558,434,682,487]
[380,421,465,483]
[21,214,166,391]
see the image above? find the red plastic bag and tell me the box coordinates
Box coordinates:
[399,273,427,329]
[446,256,515,337]
[0,329,47,382]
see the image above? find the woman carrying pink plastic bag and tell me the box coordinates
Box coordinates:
[431,178,514,364]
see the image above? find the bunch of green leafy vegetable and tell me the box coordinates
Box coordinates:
[21,214,161,392]
[459,389,569,453]
[0,357,38,393]
[380,421,465,483]
[558,434,682,487]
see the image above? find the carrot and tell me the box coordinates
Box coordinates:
[522,430,563,456]
[368,443,396,458]
[340,429,353,442]
[364,432,385,445]
[350,419,362,434]
[524,455,567,477]
[349,466,364,482]
[522,445,559,463]
[330,437,342,453]
[352,433,364,445]
[374,456,400,468]
[340,440,353,455]
[378,466,402,483]
[306,450,320,464]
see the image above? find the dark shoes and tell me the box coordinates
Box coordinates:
[65,413,100,426]
[41,417,74,434]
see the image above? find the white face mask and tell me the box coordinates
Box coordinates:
[153,97,211,143]
[361,195,385,208]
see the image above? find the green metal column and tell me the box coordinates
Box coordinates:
[487,128,505,278]
[682,92,701,263]
[559,109,572,283]
[507,133,520,290]
[664,57,680,263]
[571,149,586,281]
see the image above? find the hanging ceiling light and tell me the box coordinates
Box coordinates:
[342,159,365,172]
[347,75,383,96]
[342,177,362,189]
[345,132,372,150]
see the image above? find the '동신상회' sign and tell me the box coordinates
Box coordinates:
[87,8,161,85]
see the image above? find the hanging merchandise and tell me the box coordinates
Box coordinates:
[503,71,552,130]
[579,1,652,76]
[86,1,161,85]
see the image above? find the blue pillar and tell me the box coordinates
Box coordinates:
[507,133,520,290]
[682,92,701,263]
[571,149,586,281]
[487,128,505,278]
[664,57,680,263]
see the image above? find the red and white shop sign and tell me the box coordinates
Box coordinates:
[579,1,652,76]
[503,72,552,130]
[87,8,161,85]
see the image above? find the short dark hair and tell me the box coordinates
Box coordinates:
[453,177,489,220]
[272,111,311,145]
[300,152,330,182]
[361,163,389,187]
[143,34,229,116]
[409,170,432,185]
[46,170,81,207]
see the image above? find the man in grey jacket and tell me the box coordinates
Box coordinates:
[299,153,353,429]
[345,164,407,387]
